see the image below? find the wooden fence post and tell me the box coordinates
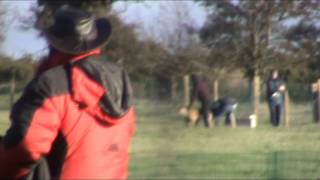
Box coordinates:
[283,90,290,127]
[10,69,16,108]
[183,75,190,107]
[317,79,320,95]
[171,77,178,101]
[253,74,260,125]
[213,79,219,101]
[316,79,320,122]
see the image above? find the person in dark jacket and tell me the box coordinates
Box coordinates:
[266,70,285,126]
[189,74,213,128]
[0,6,135,179]
[211,97,237,126]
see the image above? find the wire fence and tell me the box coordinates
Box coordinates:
[1,80,319,179]
[131,76,314,102]
[0,77,316,125]
[129,151,320,179]
[0,82,26,110]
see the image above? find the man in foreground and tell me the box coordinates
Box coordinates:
[0,6,135,179]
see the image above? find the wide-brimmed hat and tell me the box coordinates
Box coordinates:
[43,6,112,55]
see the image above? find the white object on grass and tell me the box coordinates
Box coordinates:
[249,114,257,128]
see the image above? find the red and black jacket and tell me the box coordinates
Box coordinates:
[0,52,135,179]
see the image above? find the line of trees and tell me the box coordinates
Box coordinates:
[0,0,319,103]
[197,0,319,121]
[0,2,35,96]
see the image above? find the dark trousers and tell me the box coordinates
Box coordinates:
[268,101,282,126]
[225,112,232,125]
[200,99,211,127]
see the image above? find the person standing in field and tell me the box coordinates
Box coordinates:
[0,6,135,179]
[266,70,286,127]
[189,74,213,128]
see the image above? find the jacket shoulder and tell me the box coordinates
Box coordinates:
[73,56,133,118]
[83,56,124,73]
[30,66,70,97]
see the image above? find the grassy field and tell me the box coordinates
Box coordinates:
[129,100,320,179]
[0,93,12,134]
[0,98,320,179]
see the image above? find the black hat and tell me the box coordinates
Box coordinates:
[43,6,112,55]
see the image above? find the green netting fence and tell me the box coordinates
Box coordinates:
[129,151,320,179]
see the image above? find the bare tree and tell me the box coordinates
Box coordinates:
[143,1,211,99]
[284,22,320,82]
[199,0,320,122]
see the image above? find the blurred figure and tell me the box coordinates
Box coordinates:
[211,97,237,127]
[189,74,213,128]
[180,97,237,127]
[266,70,286,127]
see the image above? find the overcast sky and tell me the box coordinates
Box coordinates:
[1,1,207,59]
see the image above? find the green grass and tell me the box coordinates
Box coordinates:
[129,100,320,179]
[1,98,320,179]
[0,110,9,134]
[0,93,12,110]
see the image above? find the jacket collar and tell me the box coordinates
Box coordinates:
[71,49,101,62]
[36,48,101,76]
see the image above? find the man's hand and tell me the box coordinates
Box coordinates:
[278,85,286,92]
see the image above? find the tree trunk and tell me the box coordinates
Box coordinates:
[213,79,219,101]
[10,69,16,108]
[253,73,260,125]
[314,79,320,123]
[170,77,178,101]
[248,77,254,101]
[149,77,157,100]
[283,90,290,127]
[183,75,190,106]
